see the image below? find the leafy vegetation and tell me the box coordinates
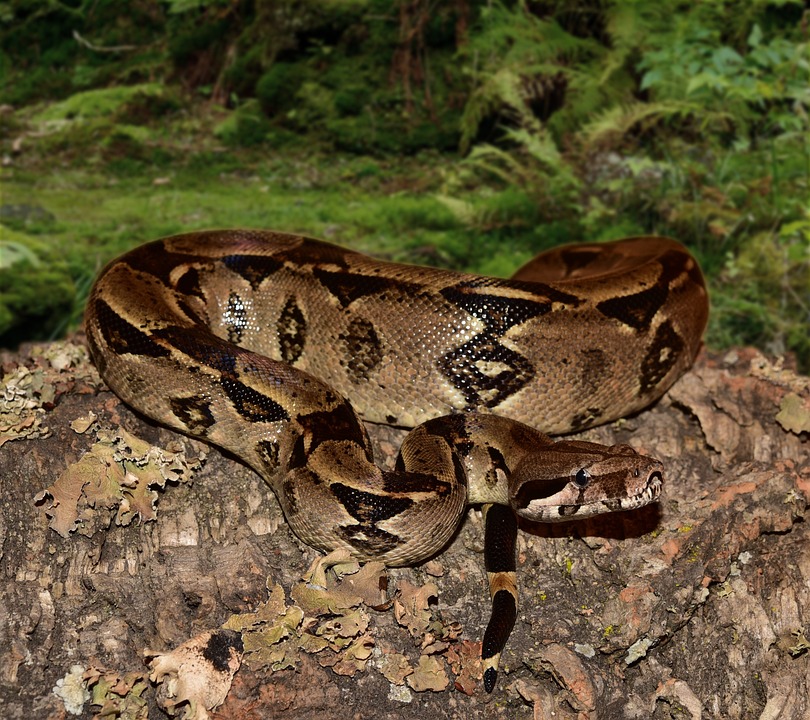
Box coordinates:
[0,0,807,369]
[447,0,810,367]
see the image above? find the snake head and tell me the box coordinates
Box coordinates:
[509,441,663,522]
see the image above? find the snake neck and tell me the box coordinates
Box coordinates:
[396,413,554,507]
[398,412,663,521]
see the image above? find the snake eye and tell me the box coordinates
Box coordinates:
[574,468,591,488]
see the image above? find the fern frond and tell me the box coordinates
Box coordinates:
[459,0,605,149]
[466,144,530,187]
[434,195,479,227]
[603,2,667,63]
[580,100,703,148]
[500,126,562,170]
[459,68,522,152]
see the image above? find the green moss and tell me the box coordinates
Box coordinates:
[214,100,271,147]
[167,19,230,68]
[334,85,368,116]
[256,64,313,117]
[32,84,165,122]
[20,84,181,167]
[222,47,264,98]
[291,81,338,129]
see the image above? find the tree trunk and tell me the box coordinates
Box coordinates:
[1,338,808,719]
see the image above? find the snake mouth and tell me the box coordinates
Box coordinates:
[632,470,663,507]
[605,469,663,514]
[515,468,664,521]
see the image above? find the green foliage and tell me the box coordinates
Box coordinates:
[164,0,233,13]
[459,5,603,151]
[21,84,179,166]
[711,221,810,363]
[0,0,167,105]
[256,63,313,117]
[166,15,231,75]
[638,13,809,141]
[32,84,166,122]
[441,0,810,369]
[246,3,465,154]
[1,0,467,153]
[0,0,807,368]
[0,230,76,346]
[214,99,271,147]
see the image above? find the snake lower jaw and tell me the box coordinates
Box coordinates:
[514,470,664,523]
[618,471,663,511]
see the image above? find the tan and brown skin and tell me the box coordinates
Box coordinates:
[84,230,708,692]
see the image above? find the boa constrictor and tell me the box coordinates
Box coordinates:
[85,230,708,692]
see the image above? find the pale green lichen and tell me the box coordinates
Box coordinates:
[85,668,149,720]
[1,341,97,446]
[776,393,810,434]
[625,637,653,665]
[36,425,206,537]
[222,557,473,690]
[574,643,596,658]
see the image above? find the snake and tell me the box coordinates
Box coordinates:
[84,229,708,692]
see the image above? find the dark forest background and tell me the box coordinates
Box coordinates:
[1,0,808,369]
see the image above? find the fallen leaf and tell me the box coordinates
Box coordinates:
[776,393,810,434]
[393,580,438,637]
[406,654,449,692]
[84,667,149,720]
[445,640,482,696]
[145,629,243,720]
[376,648,413,685]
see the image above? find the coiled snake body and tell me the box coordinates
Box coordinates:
[85,230,708,691]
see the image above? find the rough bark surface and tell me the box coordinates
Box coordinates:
[1,338,808,720]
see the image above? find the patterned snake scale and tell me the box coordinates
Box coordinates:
[85,230,709,692]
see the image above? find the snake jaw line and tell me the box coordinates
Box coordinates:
[510,445,665,523]
[622,469,663,510]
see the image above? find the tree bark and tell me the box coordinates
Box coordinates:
[1,338,808,719]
